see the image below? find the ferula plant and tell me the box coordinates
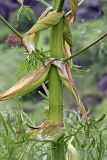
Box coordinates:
[0,0,107,160]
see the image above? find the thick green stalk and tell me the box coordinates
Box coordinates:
[49,0,65,160]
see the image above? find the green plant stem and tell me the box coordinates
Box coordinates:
[63,32,107,62]
[49,0,65,160]
[37,0,51,8]
[57,0,65,12]
[0,15,22,39]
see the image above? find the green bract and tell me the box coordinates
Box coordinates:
[63,18,72,47]
[0,61,51,100]
[22,10,64,54]
[69,0,78,22]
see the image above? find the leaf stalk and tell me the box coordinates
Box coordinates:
[37,0,51,8]
[63,33,107,62]
[0,15,22,39]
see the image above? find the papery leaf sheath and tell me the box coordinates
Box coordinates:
[53,61,87,121]
[26,121,64,143]
[22,34,39,53]
[0,62,51,101]
[63,18,72,47]
[24,11,64,36]
[63,18,73,65]
[22,10,63,53]
[69,0,78,16]
[22,7,52,53]
[69,0,78,23]
[63,17,73,66]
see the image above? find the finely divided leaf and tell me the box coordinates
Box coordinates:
[17,5,33,21]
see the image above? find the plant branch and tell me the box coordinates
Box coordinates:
[65,0,86,17]
[37,0,51,8]
[0,15,22,39]
[57,0,65,12]
[63,33,107,62]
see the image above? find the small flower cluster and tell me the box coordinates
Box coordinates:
[5,33,21,47]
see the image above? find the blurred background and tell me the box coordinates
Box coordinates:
[0,0,107,122]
